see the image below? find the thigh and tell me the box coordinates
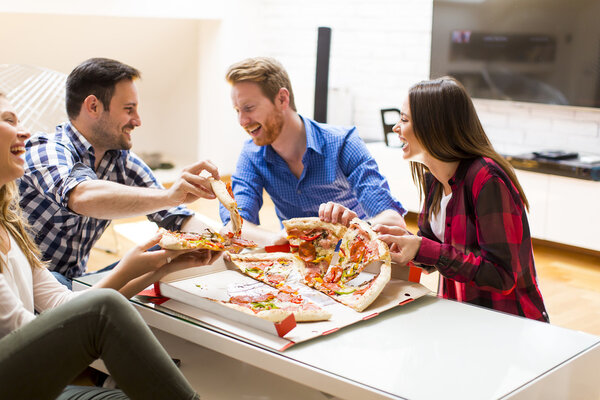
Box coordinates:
[57,385,129,400]
[0,290,115,399]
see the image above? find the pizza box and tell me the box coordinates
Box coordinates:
[157,255,431,351]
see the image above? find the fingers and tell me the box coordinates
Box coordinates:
[184,159,220,180]
[137,232,163,252]
[319,202,356,225]
[178,173,216,199]
[373,224,412,236]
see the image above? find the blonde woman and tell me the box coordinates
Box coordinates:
[0,92,210,399]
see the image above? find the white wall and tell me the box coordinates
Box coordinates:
[2,0,599,176]
[0,11,202,165]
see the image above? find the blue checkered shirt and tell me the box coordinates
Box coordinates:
[18,122,193,278]
[219,115,406,226]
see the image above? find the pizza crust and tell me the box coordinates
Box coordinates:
[282,217,347,238]
[333,261,391,312]
[210,178,242,236]
[222,302,293,322]
[158,228,199,250]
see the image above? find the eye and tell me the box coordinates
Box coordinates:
[400,118,409,123]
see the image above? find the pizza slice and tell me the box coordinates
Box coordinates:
[228,252,301,288]
[324,218,391,284]
[158,228,256,253]
[218,285,331,322]
[307,262,391,312]
[282,217,347,280]
[210,178,243,237]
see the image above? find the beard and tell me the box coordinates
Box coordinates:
[252,109,284,146]
[92,113,134,151]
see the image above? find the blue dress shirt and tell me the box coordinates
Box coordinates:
[219,115,406,226]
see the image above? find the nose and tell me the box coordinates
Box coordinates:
[131,112,142,127]
[17,125,31,140]
[238,112,250,127]
[392,122,401,133]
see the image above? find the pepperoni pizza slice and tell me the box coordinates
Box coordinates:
[218,285,331,322]
[282,217,347,279]
[228,252,301,288]
[158,228,257,253]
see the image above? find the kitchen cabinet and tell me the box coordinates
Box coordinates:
[367,142,600,252]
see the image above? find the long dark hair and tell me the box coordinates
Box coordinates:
[408,76,529,218]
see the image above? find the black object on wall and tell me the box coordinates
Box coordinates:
[314,26,331,123]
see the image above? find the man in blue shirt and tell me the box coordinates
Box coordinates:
[221,57,406,245]
[18,58,221,286]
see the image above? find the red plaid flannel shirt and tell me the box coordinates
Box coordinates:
[414,157,549,322]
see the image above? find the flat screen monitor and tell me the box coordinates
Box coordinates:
[430,0,600,108]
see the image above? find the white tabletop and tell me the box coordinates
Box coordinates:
[74,275,600,399]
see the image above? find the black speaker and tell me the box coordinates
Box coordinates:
[314,27,332,123]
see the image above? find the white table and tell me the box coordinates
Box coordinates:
[74,275,600,399]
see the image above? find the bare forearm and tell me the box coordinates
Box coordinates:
[68,180,176,219]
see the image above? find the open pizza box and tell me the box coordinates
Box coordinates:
[157,255,431,352]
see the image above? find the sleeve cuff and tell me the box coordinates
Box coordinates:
[414,236,441,266]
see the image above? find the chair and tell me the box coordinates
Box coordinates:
[380,108,401,146]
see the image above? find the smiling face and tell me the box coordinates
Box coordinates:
[231,81,284,146]
[89,79,141,152]
[392,96,427,162]
[0,96,30,186]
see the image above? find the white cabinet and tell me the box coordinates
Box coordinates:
[545,175,600,250]
[367,142,421,213]
[368,142,600,251]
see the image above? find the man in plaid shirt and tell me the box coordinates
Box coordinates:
[18,58,220,288]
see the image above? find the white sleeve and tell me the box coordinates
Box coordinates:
[31,267,79,313]
[0,272,36,338]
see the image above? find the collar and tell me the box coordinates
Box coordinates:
[448,158,474,188]
[65,122,95,158]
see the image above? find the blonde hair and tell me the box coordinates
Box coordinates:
[0,92,45,272]
[225,57,297,111]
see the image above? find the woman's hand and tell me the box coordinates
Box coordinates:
[115,233,220,281]
[319,202,358,226]
[376,225,422,266]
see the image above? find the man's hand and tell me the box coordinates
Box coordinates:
[319,201,358,226]
[166,160,220,206]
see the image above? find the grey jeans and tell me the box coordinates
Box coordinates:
[0,289,199,400]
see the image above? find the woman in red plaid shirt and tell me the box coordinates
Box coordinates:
[377,76,549,322]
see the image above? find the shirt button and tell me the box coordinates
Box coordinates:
[297,190,301,194]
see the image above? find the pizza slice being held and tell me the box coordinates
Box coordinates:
[210,178,243,237]
[282,217,347,280]
[158,228,256,253]
[324,218,391,284]
[219,285,331,322]
[228,252,301,288]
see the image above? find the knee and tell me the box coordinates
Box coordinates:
[84,289,130,314]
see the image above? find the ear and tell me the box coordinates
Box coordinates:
[276,88,290,109]
[82,95,104,118]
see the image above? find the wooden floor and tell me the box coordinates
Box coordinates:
[89,192,600,337]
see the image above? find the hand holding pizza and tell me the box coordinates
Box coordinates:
[166,159,220,205]
[318,201,358,226]
[377,226,422,266]
[115,232,219,281]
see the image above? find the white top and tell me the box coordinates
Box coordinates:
[430,191,453,242]
[0,232,77,339]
